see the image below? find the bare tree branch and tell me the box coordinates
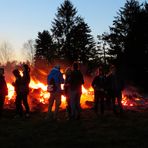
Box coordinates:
[0,41,14,64]
[22,39,36,65]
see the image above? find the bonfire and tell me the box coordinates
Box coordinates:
[4,70,148,112]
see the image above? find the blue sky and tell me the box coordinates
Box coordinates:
[0,0,146,61]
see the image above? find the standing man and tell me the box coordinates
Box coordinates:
[69,62,84,120]
[107,65,124,116]
[22,64,30,117]
[0,68,8,117]
[92,66,106,116]
[64,67,72,119]
[12,69,24,118]
[47,65,64,121]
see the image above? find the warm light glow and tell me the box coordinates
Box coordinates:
[7,83,15,100]
[5,75,145,111]
[5,79,94,110]
[30,79,47,91]
[82,85,88,94]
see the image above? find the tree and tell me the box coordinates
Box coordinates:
[34,30,55,64]
[99,0,148,88]
[71,19,97,64]
[97,34,112,65]
[23,39,36,65]
[108,0,141,64]
[0,41,14,64]
[51,0,96,64]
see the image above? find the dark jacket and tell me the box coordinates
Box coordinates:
[22,71,30,94]
[106,72,124,97]
[0,75,8,96]
[92,75,106,92]
[69,70,84,92]
[13,76,27,94]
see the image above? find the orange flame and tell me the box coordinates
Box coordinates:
[6,79,94,111]
[5,78,145,111]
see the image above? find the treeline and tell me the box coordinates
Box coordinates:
[98,0,148,89]
[34,0,98,71]
[1,0,148,89]
[33,0,148,89]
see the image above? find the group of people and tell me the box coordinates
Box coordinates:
[47,62,84,121]
[92,65,124,117]
[47,62,125,121]
[12,64,31,118]
[0,64,30,118]
[0,62,124,120]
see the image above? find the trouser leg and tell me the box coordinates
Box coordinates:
[54,92,61,119]
[16,94,23,116]
[48,93,55,117]
[94,91,99,113]
[70,91,77,119]
[75,93,81,119]
[0,95,5,116]
[100,97,104,115]
[117,93,123,114]
[22,93,30,114]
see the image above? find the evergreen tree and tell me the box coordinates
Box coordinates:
[70,18,97,63]
[97,34,112,65]
[51,0,96,64]
[100,0,148,81]
[139,2,148,87]
[34,30,55,64]
[103,0,141,67]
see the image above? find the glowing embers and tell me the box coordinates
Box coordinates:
[5,79,94,111]
[5,80,148,111]
[122,86,148,110]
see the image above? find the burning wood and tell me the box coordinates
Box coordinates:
[4,79,94,111]
[4,78,148,112]
[122,85,148,110]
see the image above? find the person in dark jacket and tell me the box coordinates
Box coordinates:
[64,67,72,119]
[12,69,30,118]
[0,68,8,117]
[106,65,124,115]
[12,69,23,117]
[92,66,106,115]
[69,62,84,120]
[22,64,30,117]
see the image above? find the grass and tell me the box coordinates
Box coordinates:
[0,109,148,148]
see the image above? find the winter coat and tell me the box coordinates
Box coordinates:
[0,75,8,96]
[13,76,28,94]
[47,67,64,92]
[22,71,30,94]
[69,70,84,93]
[92,75,106,92]
[106,72,124,97]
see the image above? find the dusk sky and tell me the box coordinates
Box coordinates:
[0,0,146,61]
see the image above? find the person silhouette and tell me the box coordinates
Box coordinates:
[22,64,31,117]
[92,66,106,115]
[64,67,72,119]
[69,62,84,120]
[106,65,124,116]
[0,68,8,117]
[47,65,64,121]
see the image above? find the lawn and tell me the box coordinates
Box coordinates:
[0,109,148,148]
